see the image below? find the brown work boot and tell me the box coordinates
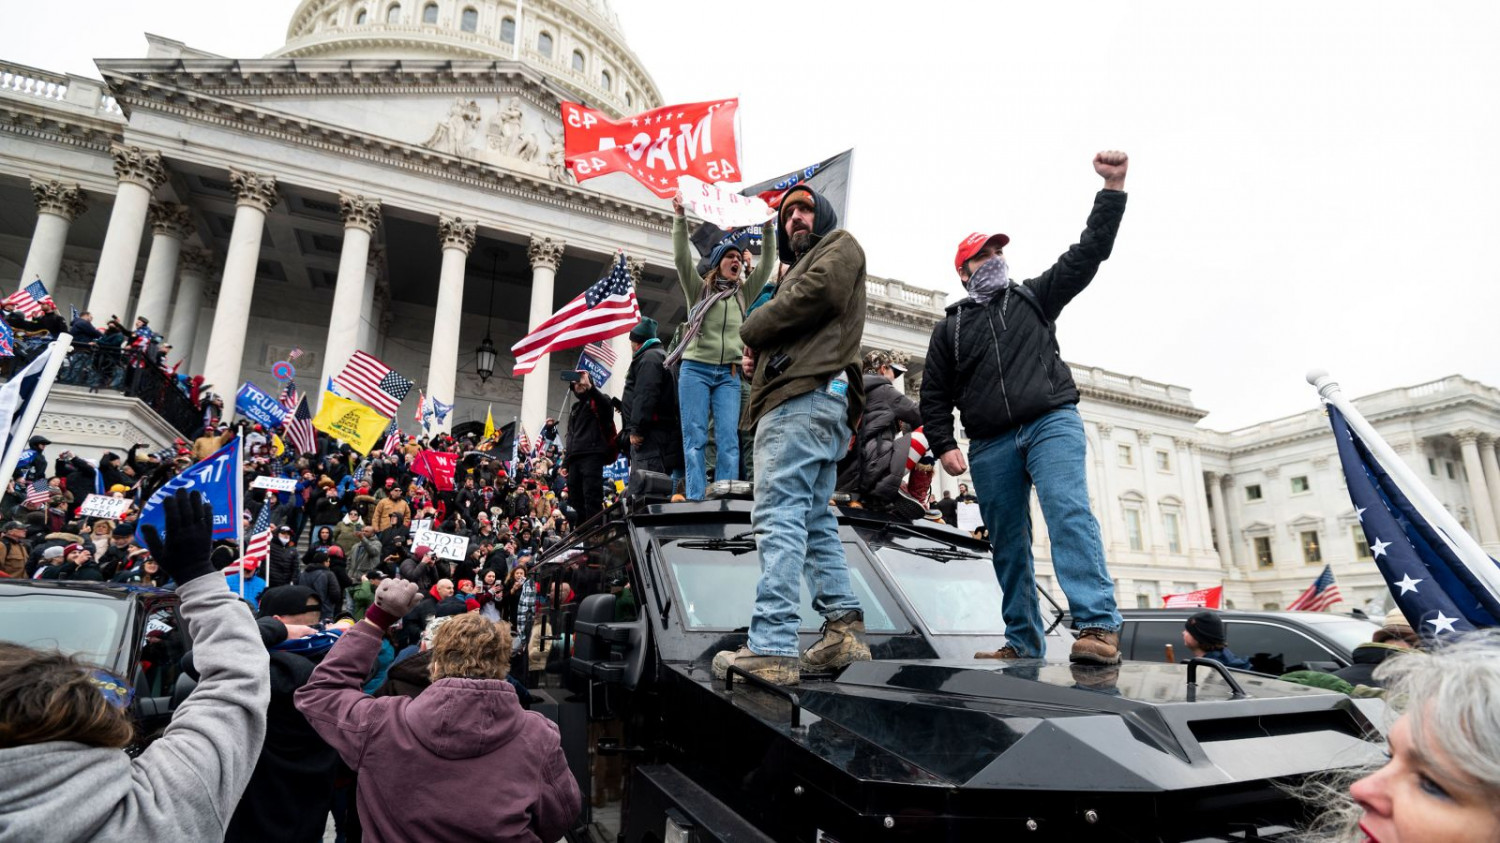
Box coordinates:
[975,645,1022,660]
[712,646,800,685]
[1070,628,1122,665]
[800,610,872,672]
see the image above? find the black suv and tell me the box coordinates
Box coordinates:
[0,579,186,750]
[1102,608,1382,675]
[519,491,1388,842]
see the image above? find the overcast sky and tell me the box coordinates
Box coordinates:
[4,1,1497,429]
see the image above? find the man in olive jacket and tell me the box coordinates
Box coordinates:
[712,185,870,686]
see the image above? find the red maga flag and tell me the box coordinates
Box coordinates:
[413,450,458,492]
[562,99,741,198]
[1161,585,1224,609]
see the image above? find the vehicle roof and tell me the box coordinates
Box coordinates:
[0,579,174,601]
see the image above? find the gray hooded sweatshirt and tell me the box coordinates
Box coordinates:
[0,576,270,841]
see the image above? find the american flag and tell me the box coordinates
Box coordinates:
[250,496,275,535]
[511,254,639,376]
[332,351,412,417]
[280,383,317,455]
[381,418,401,455]
[1286,564,1343,612]
[23,477,50,508]
[2,280,53,319]
[518,424,532,456]
[582,340,616,367]
[1328,403,1500,638]
[240,527,273,571]
[287,347,303,361]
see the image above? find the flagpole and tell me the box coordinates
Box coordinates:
[236,430,245,599]
[1309,369,1500,598]
[0,332,73,485]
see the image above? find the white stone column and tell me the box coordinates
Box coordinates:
[520,234,564,437]
[201,168,278,398]
[1457,430,1500,544]
[132,202,191,332]
[1173,438,1202,554]
[167,248,212,367]
[88,144,166,322]
[1208,472,1235,572]
[317,193,382,412]
[1136,429,1159,551]
[19,179,87,291]
[428,214,475,433]
[1095,422,1122,552]
[357,250,382,353]
[1479,436,1500,537]
[1187,441,1215,552]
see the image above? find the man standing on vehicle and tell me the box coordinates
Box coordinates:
[920,151,1130,665]
[712,185,870,686]
[563,369,616,525]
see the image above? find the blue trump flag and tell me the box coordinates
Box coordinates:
[136,436,242,545]
[236,381,288,427]
[1329,404,1500,638]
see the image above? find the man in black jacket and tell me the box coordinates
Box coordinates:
[268,525,300,588]
[563,370,615,524]
[920,151,1129,666]
[621,317,681,480]
[297,550,342,624]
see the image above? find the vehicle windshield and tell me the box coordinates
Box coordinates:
[1299,616,1383,652]
[0,590,131,669]
[657,537,904,633]
[874,535,1008,635]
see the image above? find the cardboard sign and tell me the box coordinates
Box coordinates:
[956,502,984,534]
[677,174,774,229]
[411,528,468,560]
[408,518,433,535]
[235,382,287,427]
[77,494,132,520]
[251,475,299,492]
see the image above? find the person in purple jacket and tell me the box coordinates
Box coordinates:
[294,578,579,842]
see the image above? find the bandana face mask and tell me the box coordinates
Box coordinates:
[965,255,1010,306]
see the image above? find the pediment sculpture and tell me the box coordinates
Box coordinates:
[422,95,571,181]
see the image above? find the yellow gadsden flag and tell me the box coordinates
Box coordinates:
[483,404,495,440]
[311,392,390,455]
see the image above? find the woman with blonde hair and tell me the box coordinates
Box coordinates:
[0,490,269,840]
[1305,631,1500,842]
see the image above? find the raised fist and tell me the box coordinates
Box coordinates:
[1093,151,1128,188]
[671,190,685,217]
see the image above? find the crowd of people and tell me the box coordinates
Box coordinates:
[4,147,1500,842]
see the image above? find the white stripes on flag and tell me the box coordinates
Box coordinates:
[241,528,273,569]
[332,351,410,416]
[512,297,639,375]
[583,340,617,367]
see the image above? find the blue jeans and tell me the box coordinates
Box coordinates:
[968,405,1121,657]
[678,360,741,500]
[747,385,861,657]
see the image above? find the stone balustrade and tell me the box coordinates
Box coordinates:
[0,61,123,116]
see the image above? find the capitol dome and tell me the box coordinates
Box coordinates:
[269,0,661,117]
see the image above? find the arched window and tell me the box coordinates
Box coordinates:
[571,50,586,72]
[500,16,515,42]
[386,3,401,23]
[537,31,553,58]
[355,7,368,24]
[460,6,477,31]
[624,89,633,108]
[422,2,437,22]
[600,69,612,90]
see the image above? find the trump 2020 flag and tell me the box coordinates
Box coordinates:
[1329,403,1500,637]
[136,436,242,545]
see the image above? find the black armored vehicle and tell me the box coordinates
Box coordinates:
[525,488,1386,842]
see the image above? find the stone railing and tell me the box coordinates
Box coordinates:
[1071,364,1199,411]
[0,61,123,117]
[866,277,946,311]
[2,340,202,438]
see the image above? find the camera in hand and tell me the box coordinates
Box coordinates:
[559,370,583,383]
[764,353,792,380]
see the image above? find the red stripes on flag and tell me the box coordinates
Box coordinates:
[332,351,411,417]
[582,340,617,367]
[1286,565,1343,612]
[511,257,639,376]
[240,528,273,571]
[280,386,317,456]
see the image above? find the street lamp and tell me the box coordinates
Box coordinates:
[474,246,501,383]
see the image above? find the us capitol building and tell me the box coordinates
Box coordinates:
[4,0,1499,612]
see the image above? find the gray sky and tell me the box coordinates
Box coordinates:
[5,1,1497,429]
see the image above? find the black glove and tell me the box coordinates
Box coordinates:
[140,488,216,585]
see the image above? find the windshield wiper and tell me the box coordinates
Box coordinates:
[675,531,757,554]
[875,521,966,552]
[898,546,977,564]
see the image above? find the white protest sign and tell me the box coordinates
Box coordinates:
[956,502,984,534]
[412,528,469,560]
[408,518,434,535]
[676,174,774,229]
[77,494,133,520]
[251,475,299,492]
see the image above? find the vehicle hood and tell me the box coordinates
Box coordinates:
[698,659,1387,791]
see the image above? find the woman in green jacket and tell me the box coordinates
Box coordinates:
[668,192,776,499]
